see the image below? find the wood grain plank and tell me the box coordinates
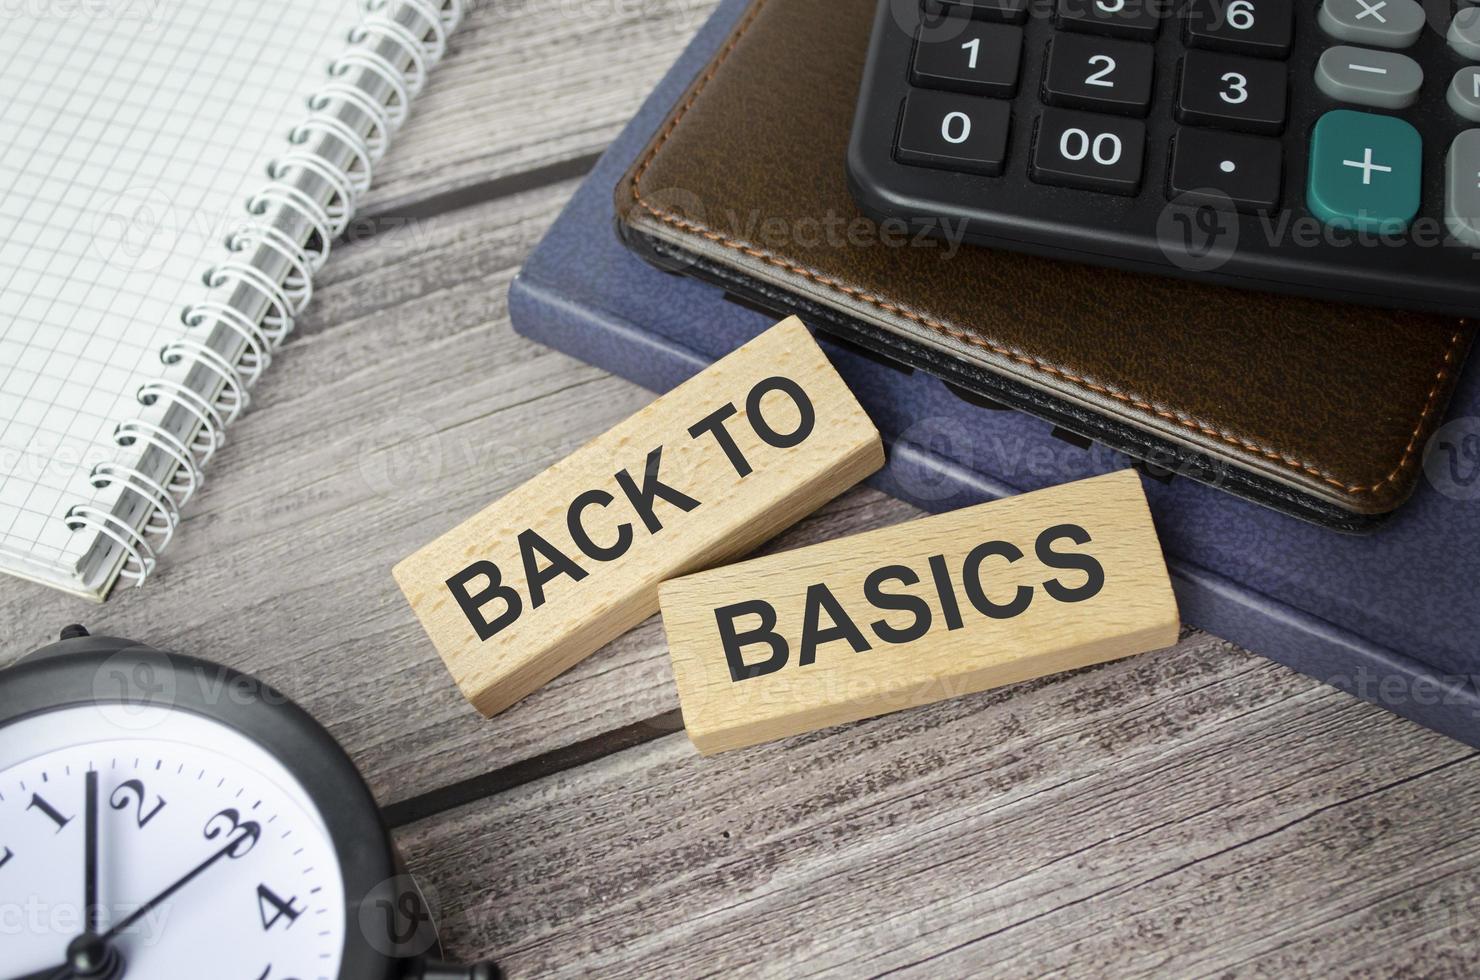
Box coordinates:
[361,0,721,214]
[0,178,919,806]
[391,644,1480,978]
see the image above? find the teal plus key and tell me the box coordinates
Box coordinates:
[1306,109,1422,234]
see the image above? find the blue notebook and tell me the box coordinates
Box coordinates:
[511,0,1480,745]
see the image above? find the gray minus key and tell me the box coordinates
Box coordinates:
[1315,46,1424,110]
[1447,129,1480,249]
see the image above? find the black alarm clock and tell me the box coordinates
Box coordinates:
[0,627,497,980]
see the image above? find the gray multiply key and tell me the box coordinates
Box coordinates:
[1447,129,1480,248]
[1318,0,1426,48]
[1315,46,1424,109]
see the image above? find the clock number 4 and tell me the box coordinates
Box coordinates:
[110,778,167,828]
[257,883,305,931]
[27,792,72,831]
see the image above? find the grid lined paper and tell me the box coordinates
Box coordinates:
[0,0,360,591]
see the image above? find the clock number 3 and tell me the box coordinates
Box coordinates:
[204,807,262,858]
[110,778,167,828]
[257,883,305,931]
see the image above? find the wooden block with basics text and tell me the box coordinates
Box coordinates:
[659,469,1179,754]
[393,317,884,716]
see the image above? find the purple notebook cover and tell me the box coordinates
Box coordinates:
[510,0,1480,745]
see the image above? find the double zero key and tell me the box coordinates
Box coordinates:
[1032,108,1146,193]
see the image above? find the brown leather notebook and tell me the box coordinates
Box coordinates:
[615,0,1474,529]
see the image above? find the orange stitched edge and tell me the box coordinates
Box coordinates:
[627,0,1470,498]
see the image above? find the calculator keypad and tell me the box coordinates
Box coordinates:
[1176,50,1288,133]
[1314,46,1423,109]
[1043,33,1157,114]
[1184,0,1294,58]
[912,22,1024,96]
[1032,108,1147,192]
[1056,0,1162,40]
[875,0,1480,311]
[1451,67,1480,122]
[1169,126,1283,210]
[1306,109,1421,233]
[1446,129,1480,246]
[1451,8,1480,60]
[897,89,1013,175]
[1316,0,1425,49]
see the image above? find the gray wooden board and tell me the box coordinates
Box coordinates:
[393,643,1480,977]
[1,0,1476,972]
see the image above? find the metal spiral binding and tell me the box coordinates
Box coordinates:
[67,0,464,587]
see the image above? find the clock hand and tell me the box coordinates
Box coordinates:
[83,770,99,935]
[99,828,251,942]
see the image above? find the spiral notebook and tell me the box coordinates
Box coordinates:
[0,0,464,599]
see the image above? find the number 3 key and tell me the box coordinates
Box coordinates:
[1176,49,1288,134]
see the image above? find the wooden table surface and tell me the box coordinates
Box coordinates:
[4,2,1479,975]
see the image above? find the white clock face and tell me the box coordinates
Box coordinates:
[0,704,346,979]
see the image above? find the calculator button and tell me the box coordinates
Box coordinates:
[1306,109,1421,233]
[897,90,1013,175]
[1043,33,1156,115]
[1185,0,1294,58]
[1176,50,1288,133]
[913,21,1023,96]
[1450,67,1480,122]
[1169,126,1283,212]
[1056,0,1162,40]
[1446,129,1480,247]
[1450,8,1480,60]
[926,0,1029,25]
[1315,46,1424,110]
[1031,108,1146,192]
[1317,0,1426,49]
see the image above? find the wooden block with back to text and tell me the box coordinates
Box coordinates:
[393,317,884,716]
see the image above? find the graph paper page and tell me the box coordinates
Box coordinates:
[0,0,360,591]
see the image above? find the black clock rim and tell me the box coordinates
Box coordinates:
[0,635,402,980]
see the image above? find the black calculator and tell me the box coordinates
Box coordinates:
[846,0,1480,314]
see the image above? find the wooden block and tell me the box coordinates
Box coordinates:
[393,317,884,716]
[659,469,1179,754]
